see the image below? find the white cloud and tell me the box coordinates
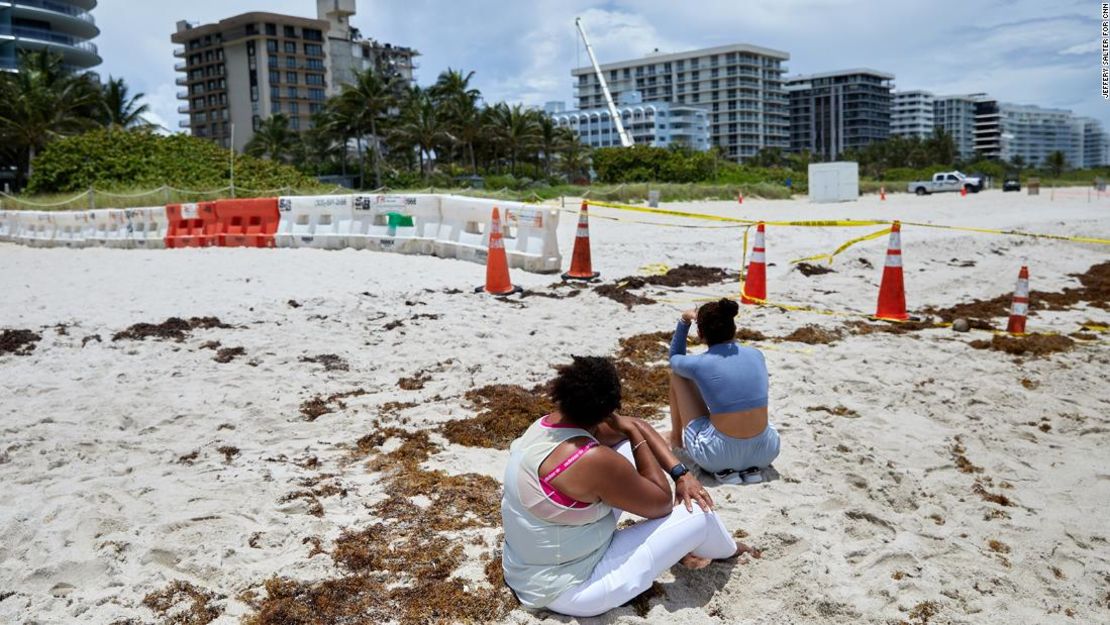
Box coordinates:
[93,0,1109,128]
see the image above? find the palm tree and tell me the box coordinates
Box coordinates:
[0,50,100,185]
[392,88,447,177]
[537,116,566,178]
[1045,150,1067,178]
[336,69,396,188]
[99,76,153,130]
[244,114,298,162]
[489,103,540,176]
[558,132,591,181]
[431,68,482,173]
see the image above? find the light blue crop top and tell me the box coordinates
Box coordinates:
[669,320,768,412]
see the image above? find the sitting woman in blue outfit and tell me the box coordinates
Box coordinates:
[667,299,780,483]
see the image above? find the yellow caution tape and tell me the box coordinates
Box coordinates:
[639,263,670,275]
[895,221,1110,246]
[583,199,1110,245]
[791,227,892,265]
[1081,323,1109,333]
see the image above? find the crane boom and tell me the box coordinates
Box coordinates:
[575,17,633,148]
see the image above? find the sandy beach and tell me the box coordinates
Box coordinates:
[1,189,1108,624]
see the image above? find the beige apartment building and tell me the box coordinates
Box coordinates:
[172,1,416,151]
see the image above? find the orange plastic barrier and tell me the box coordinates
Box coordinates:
[165,202,218,248]
[214,198,280,248]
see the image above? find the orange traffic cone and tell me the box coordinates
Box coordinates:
[741,222,766,305]
[1006,266,1029,334]
[561,200,600,281]
[737,191,744,205]
[477,207,521,296]
[960,185,968,197]
[875,221,908,320]
[880,186,886,201]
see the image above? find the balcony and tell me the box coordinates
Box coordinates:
[175,77,188,86]
[174,62,187,71]
[0,24,98,55]
[12,0,96,25]
[178,105,190,114]
[173,46,186,58]
[179,120,191,128]
[176,90,189,99]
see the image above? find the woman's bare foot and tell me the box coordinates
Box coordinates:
[679,554,711,570]
[723,542,762,562]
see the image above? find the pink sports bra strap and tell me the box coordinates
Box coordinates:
[540,441,598,485]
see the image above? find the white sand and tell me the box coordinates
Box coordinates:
[1,189,1108,624]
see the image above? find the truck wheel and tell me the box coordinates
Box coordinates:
[915,187,927,196]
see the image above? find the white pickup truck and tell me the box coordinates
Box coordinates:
[907,171,983,195]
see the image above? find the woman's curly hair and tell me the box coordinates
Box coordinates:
[696,298,740,345]
[549,355,622,428]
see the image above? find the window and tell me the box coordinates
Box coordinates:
[303,28,323,42]
[265,23,276,36]
[250,85,258,102]
[309,88,325,101]
[284,25,297,38]
[284,41,296,54]
[306,58,324,70]
[268,55,278,67]
[305,44,323,56]
[287,86,299,98]
[270,86,280,100]
[305,73,324,85]
[269,70,280,84]
[266,39,278,53]
[290,117,300,131]
[286,71,298,84]
[252,115,261,131]
[310,102,324,114]
[286,57,296,69]
[271,101,281,114]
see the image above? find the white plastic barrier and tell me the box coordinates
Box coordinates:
[435,195,562,273]
[126,206,168,249]
[0,211,13,242]
[85,209,131,247]
[346,194,441,254]
[21,211,56,247]
[503,203,561,273]
[52,211,90,247]
[276,195,351,249]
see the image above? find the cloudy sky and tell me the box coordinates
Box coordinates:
[94,0,1106,132]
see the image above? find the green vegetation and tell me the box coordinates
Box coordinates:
[27,129,317,194]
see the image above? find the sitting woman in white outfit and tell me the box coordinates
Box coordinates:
[501,355,759,618]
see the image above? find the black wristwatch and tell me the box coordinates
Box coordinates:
[667,463,689,482]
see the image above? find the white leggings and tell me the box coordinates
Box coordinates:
[545,442,738,618]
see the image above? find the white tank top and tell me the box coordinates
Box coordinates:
[501,418,616,608]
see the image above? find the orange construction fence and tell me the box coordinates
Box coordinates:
[214,198,280,248]
[165,202,219,248]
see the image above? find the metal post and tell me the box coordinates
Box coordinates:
[229,123,236,198]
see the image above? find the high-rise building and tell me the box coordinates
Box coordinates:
[317,0,416,96]
[570,43,790,161]
[1075,117,1110,168]
[932,93,990,160]
[891,90,934,139]
[0,0,100,73]
[786,69,894,159]
[548,91,711,151]
[172,1,416,151]
[995,104,1084,167]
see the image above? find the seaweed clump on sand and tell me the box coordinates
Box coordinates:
[299,354,349,372]
[615,360,671,420]
[781,325,842,344]
[795,262,835,277]
[142,580,224,625]
[0,329,41,356]
[112,317,231,342]
[299,389,369,422]
[968,334,1074,357]
[594,279,658,309]
[846,319,938,335]
[213,346,245,363]
[243,424,516,625]
[440,384,555,449]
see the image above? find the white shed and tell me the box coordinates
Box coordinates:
[808,162,859,203]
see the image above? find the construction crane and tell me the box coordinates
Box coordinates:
[575,17,634,148]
